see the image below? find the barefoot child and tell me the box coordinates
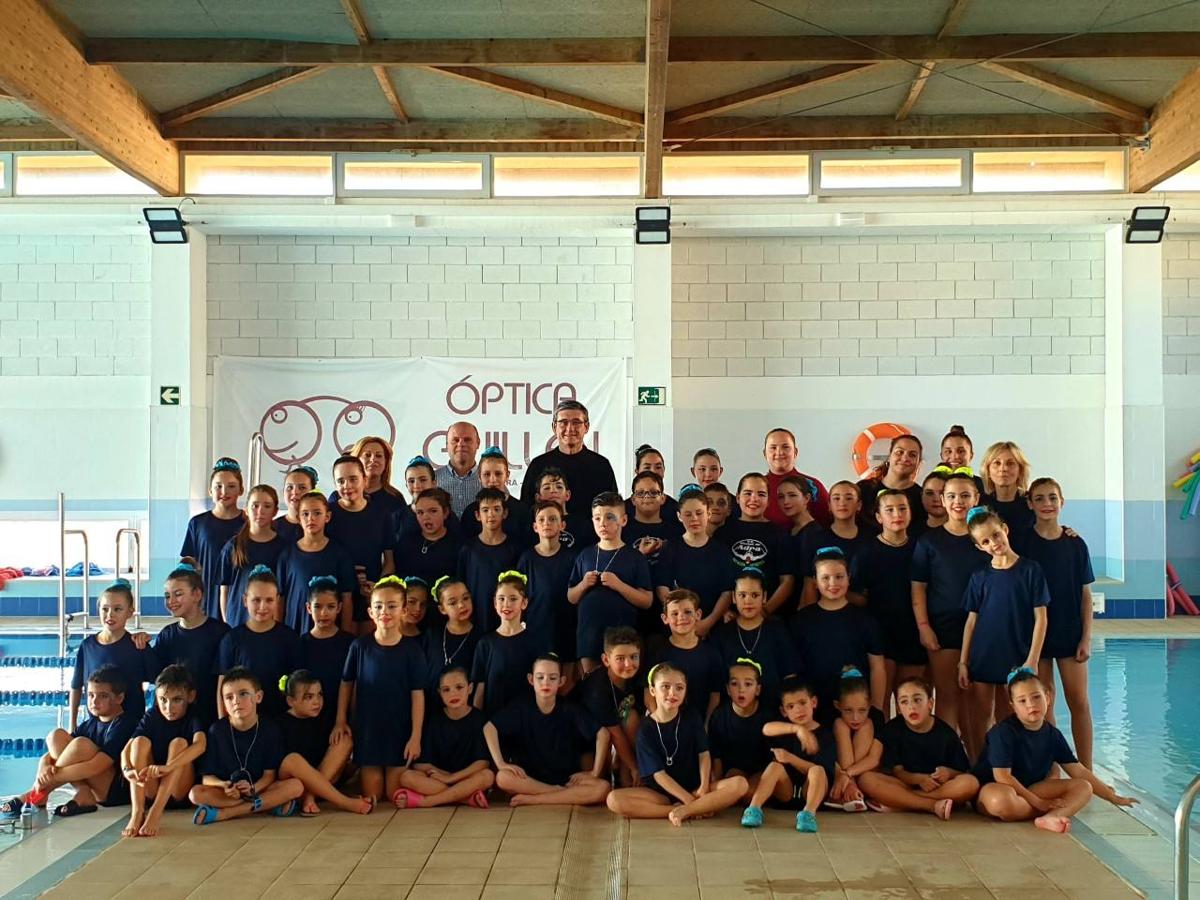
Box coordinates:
[959,507,1049,758]
[567,492,653,673]
[606,663,747,826]
[859,676,978,819]
[153,562,228,729]
[484,654,611,807]
[644,589,723,720]
[570,627,642,785]
[121,665,207,836]
[2,666,137,818]
[974,668,1134,833]
[397,666,495,808]
[828,668,884,811]
[708,660,771,803]
[189,667,303,824]
[336,577,426,805]
[277,670,371,815]
[71,579,158,727]
[472,572,543,716]
[740,677,833,833]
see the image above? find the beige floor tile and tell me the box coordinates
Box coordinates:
[112,884,193,900]
[899,853,985,889]
[363,835,439,854]
[697,886,771,899]
[414,865,493,886]
[185,880,279,900]
[479,887,557,900]
[484,865,561,885]
[916,889,994,900]
[962,852,1056,889]
[405,886,483,900]
[692,863,768,887]
[344,865,421,885]
[1059,887,1140,899]
[259,886,341,900]
[38,882,128,900]
[425,849,498,868]
[434,835,503,853]
[989,890,1067,900]
[627,862,700,886]
[826,852,913,889]
[626,888,701,900]
[769,889,846,900]
[330,887,397,900]
[844,889,923,899]
[760,852,837,883]
[274,862,359,885]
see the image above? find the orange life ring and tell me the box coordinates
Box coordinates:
[851,423,911,477]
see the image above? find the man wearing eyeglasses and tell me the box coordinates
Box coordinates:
[519,400,618,548]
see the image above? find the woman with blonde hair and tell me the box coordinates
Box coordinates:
[980,441,1035,533]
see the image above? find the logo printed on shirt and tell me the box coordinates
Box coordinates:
[731,538,768,566]
[559,531,576,549]
[633,535,663,565]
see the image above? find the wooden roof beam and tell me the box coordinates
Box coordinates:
[165,117,640,141]
[423,67,642,125]
[339,0,408,122]
[980,61,1149,123]
[0,0,177,194]
[1130,66,1200,192]
[161,66,327,127]
[643,0,671,198]
[896,0,969,122]
[668,63,885,125]
[85,33,1200,66]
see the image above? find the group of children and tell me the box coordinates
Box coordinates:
[2,423,1137,838]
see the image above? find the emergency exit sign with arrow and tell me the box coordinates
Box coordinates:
[159,385,180,405]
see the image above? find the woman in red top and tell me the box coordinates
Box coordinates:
[762,428,831,528]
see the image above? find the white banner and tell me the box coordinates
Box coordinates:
[212,356,628,495]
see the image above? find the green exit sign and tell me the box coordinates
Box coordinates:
[637,386,666,406]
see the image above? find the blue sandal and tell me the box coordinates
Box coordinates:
[272,799,298,817]
[741,806,764,828]
[192,805,220,826]
[796,810,818,833]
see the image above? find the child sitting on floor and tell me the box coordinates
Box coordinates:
[121,664,207,837]
[3,665,137,818]
[189,666,303,825]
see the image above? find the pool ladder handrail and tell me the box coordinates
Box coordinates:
[247,431,264,491]
[115,528,142,630]
[1177,773,1200,900]
[56,492,90,658]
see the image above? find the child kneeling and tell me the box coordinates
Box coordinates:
[858,675,978,820]
[483,654,610,807]
[189,666,303,824]
[122,664,207,836]
[606,663,746,827]
[974,668,1133,833]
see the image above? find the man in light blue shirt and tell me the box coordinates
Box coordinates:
[435,421,482,517]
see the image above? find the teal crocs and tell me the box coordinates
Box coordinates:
[740,805,764,828]
[796,810,818,833]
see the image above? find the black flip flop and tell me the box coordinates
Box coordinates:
[53,800,98,817]
[0,797,23,816]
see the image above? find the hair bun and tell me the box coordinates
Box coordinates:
[247,564,274,577]
[949,425,966,434]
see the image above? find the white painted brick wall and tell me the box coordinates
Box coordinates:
[0,234,151,376]
[1163,235,1200,375]
[673,235,1106,377]
[206,235,634,373]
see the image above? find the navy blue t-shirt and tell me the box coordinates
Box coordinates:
[879,716,970,775]
[76,712,138,805]
[395,530,462,591]
[570,667,639,729]
[910,526,990,648]
[153,617,229,728]
[517,545,577,657]
[418,707,490,774]
[645,638,724,717]
[797,525,870,578]
[460,496,533,552]
[636,709,708,793]
[326,498,394,584]
[655,538,739,618]
[711,618,798,701]
[215,624,301,719]
[298,629,355,715]
[715,519,792,595]
[341,634,427,767]
[849,537,923,664]
[273,516,302,544]
[1013,529,1094,659]
[72,633,159,719]
[132,706,204,764]
[202,716,286,781]
[330,488,411,546]
[625,495,681,529]
[708,701,771,775]
[419,624,480,693]
[216,534,289,628]
[856,480,926,540]
[571,545,652,661]
[180,511,245,620]
[277,540,357,631]
[490,696,599,786]
[622,517,683,580]
[790,602,883,711]
[457,537,521,632]
[974,715,1077,786]
[983,493,1036,534]
[963,556,1050,684]
[470,628,545,717]
[277,711,330,769]
[768,722,838,782]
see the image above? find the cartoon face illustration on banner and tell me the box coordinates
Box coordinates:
[258,396,396,468]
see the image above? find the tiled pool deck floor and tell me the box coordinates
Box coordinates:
[4,796,1195,900]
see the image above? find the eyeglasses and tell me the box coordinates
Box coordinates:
[634,490,663,499]
[555,418,587,429]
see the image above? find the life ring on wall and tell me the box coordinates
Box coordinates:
[851,423,911,477]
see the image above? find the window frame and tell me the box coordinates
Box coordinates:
[181,151,336,197]
[334,152,492,199]
[662,152,812,198]
[491,152,644,199]
[812,149,971,197]
[12,150,156,197]
[970,147,1128,194]
[0,152,12,198]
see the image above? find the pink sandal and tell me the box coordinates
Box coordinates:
[466,790,489,809]
[391,788,424,809]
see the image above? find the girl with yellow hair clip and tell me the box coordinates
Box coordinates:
[471,571,547,717]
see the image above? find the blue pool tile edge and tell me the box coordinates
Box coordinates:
[0,818,125,900]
